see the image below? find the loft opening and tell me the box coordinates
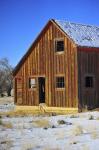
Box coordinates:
[85,76,94,88]
[55,39,64,52]
[56,77,64,88]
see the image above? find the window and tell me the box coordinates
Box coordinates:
[55,40,64,52]
[85,76,93,88]
[29,78,36,88]
[56,77,64,88]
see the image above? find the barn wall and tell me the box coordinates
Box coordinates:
[78,47,99,109]
[14,21,78,107]
[51,23,78,107]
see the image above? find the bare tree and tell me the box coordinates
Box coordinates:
[0,58,13,96]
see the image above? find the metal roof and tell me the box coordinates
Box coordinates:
[55,20,99,47]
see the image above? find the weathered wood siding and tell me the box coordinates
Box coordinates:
[14,21,78,107]
[78,47,99,109]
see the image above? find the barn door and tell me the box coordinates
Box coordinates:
[38,77,45,103]
[15,77,23,104]
[83,75,96,110]
[84,89,96,110]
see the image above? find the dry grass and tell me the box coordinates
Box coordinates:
[3,122,13,128]
[0,97,13,105]
[32,119,51,128]
[0,140,13,150]
[0,109,40,117]
[0,106,78,117]
[70,114,79,118]
[44,147,61,150]
[82,144,90,150]
[0,97,78,116]
[0,118,12,128]
[91,131,99,139]
[72,125,83,136]
[55,131,65,140]
[96,116,99,120]
[0,119,3,125]
[21,143,36,150]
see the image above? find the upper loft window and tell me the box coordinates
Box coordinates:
[55,39,64,52]
[56,77,64,88]
[29,78,36,88]
[85,76,93,88]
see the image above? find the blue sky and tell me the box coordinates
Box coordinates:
[0,0,99,67]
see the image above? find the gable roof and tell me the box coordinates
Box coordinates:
[54,20,99,48]
[13,19,99,76]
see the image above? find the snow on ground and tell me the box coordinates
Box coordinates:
[0,97,15,112]
[0,97,99,150]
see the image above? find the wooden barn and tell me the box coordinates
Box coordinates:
[13,19,99,112]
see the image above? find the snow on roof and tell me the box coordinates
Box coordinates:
[55,20,99,47]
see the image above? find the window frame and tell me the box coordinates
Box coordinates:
[28,77,36,89]
[84,74,94,89]
[54,38,64,53]
[55,76,65,89]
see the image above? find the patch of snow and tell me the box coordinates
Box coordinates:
[0,99,99,150]
[0,102,15,112]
